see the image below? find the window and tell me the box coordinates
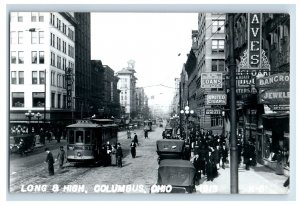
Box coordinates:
[32,92,45,107]
[39,13,44,22]
[57,94,61,108]
[11,51,16,64]
[18,31,23,44]
[62,75,65,88]
[39,71,45,84]
[211,116,223,127]
[57,56,61,69]
[39,51,44,64]
[212,59,225,72]
[10,31,17,44]
[31,31,38,44]
[62,58,66,70]
[12,92,24,107]
[51,92,55,108]
[51,71,55,85]
[31,12,38,22]
[212,20,225,33]
[85,131,91,144]
[17,13,23,22]
[63,95,66,109]
[11,71,16,84]
[57,74,60,87]
[51,52,55,66]
[75,131,84,143]
[68,130,74,144]
[19,71,24,84]
[212,40,224,53]
[18,51,24,64]
[32,51,37,64]
[39,31,44,44]
[32,71,38,84]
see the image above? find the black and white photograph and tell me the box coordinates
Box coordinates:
[4,3,296,202]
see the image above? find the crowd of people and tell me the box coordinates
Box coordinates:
[181,128,257,183]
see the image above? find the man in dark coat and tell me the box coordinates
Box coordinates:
[133,133,139,145]
[220,144,228,169]
[243,140,256,170]
[130,141,137,158]
[193,154,202,185]
[116,143,123,167]
[206,149,216,181]
[45,148,54,176]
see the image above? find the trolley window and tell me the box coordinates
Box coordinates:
[76,131,84,143]
[69,130,74,144]
[85,130,91,144]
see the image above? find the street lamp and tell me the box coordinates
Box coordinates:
[180,105,194,141]
[35,112,42,133]
[222,110,225,136]
[25,110,35,134]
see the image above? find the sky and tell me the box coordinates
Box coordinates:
[91,13,198,110]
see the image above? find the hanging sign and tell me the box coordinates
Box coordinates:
[256,72,290,88]
[248,13,262,68]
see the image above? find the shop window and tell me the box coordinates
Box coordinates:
[12,92,24,107]
[32,92,45,107]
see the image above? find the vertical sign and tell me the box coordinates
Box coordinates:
[66,68,73,109]
[248,13,262,68]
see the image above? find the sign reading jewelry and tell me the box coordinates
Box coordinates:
[201,73,223,88]
[206,94,227,105]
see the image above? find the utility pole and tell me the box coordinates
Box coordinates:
[179,82,183,138]
[228,13,239,194]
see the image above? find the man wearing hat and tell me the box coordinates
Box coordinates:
[44,148,55,176]
[56,146,66,169]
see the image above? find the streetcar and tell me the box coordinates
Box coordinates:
[66,119,118,163]
[143,120,152,132]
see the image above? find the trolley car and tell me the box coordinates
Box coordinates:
[66,119,118,163]
[144,120,153,132]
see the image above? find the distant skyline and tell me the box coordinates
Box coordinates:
[91,13,198,110]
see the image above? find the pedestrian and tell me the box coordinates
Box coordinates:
[193,154,202,185]
[243,140,255,170]
[116,143,123,167]
[220,144,228,169]
[127,130,131,139]
[144,130,148,139]
[46,131,51,143]
[55,146,66,169]
[44,148,54,176]
[18,138,25,156]
[206,148,215,181]
[105,141,112,166]
[111,145,117,166]
[133,133,139,145]
[130,140,137,158]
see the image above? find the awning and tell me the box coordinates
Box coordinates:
[262,112,289,119]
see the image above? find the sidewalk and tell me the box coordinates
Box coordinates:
[195,163,289,194]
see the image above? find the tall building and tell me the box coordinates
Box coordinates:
[115,60,137,120]
[74,13,91,118]
[10,12,76,128]
[180,13,226,134]
[225,13,290,173]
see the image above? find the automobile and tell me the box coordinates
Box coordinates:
[164,127,173,139]
[156,159,196,193]
[10,134,35,155]
[156,139,185,163]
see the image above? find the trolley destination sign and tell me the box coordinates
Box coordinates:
[201,73,223,88]
[206,94,227,105]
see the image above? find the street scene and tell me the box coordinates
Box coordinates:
[9,12,290,195]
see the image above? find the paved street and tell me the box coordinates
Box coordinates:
[9,125,164,193]
[9,123,289,194]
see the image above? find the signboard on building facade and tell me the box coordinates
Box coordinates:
[256,72,290,88]
[206,94,227,105]
[66,68,73,109]
[205,108,222,115]
[258,88,290,104]
[268,105,290,111]
[236,13,271,94]
[201,73,223,88]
